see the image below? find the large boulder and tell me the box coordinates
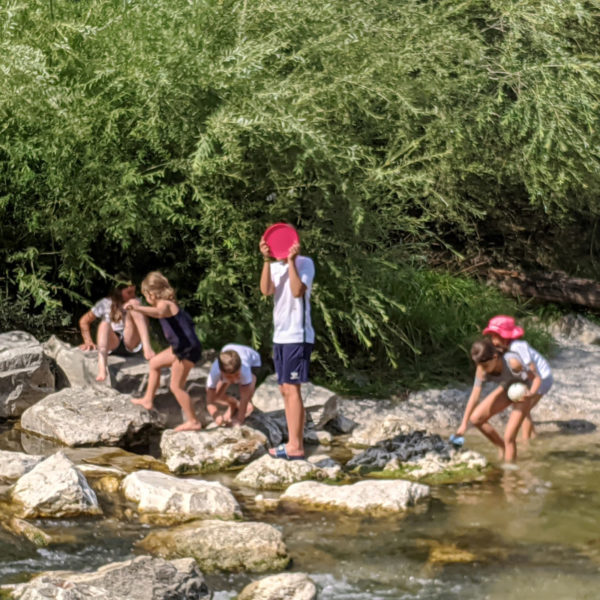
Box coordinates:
[20,387,162,447]
[121,470,241,522]
[11,451,102,518]
[549,314,600,345]
[43,335,110,388]
[138,520,290,573]
[234,454,332,490]
[0,449,44,483]
[238,573,317,600]
[0,331,54,417]
[280,479,430,515]
[252,375,338,428]
[160,426,267,474]
[7,555,211,600]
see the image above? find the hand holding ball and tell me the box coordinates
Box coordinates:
[507,382,528,402]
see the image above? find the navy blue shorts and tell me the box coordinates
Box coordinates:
[173,344,202,364]
[273,343,314,385]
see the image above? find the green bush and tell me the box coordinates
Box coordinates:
[0,0,595,389]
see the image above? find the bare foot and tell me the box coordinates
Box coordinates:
[222,403,237,425]
[174,420,203,432]
[214,414,224,426]
[131,397,154,410]
[96,370,107,382]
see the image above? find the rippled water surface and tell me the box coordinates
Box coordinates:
[2,428,600,599]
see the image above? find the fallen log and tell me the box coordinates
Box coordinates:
[487,268,600,310]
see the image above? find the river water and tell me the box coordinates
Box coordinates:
[1,429,600,599]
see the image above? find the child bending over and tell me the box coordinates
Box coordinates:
[206,343,261,426]
[483,315,553,441]
[456,338,534,463]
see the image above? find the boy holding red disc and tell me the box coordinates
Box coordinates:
[259,224,315,460]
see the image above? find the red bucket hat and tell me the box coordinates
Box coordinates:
[482,315,524,340]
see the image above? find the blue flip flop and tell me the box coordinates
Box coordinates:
[449,434,464,447]
[269,444,305,461]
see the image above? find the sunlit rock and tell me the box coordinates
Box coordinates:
[122,469,241,522]
[238,573,317,600]
[281,479,429,514]
[0,449,44,483]
[20,387,162,447]
[11,451,102,518]
[0,331,54,417]
[160,426,267,474]
[7,555,210,599]
[138,520,290,573]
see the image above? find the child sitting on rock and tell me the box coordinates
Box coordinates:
[455,338,532,463]
[125,271,203,431]
[206,344,261,426]
[483,315,553,441]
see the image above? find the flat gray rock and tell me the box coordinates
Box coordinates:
[281,479,430,514]
[160,426,267,474]
[122,470,241,521]
[20,387,162,447]
[0,331,54,417]
[7,555,211,600]
[138,519,290,573]
[238,573,317,600]
[234,454,331,490]
[11,451,102,518]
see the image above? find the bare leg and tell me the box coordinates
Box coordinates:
[122,299,155,360]
[95,321,120,382]
[232,374,256,426]
[521,395,541,441]
[171,358,202,431]
[269,383,304,457]
[131,347,173,410]
[470,388,512,460]
[504,396,536,462]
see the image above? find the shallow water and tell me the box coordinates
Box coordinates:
[2,430,600,599]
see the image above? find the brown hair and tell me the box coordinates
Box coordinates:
[141,271,176,301]
[470,338,499,364]
[109,273,133,323]
[218,350,242,374]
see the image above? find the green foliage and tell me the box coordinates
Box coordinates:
[0,0,597,389]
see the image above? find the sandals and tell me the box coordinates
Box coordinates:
[269,443,305,461]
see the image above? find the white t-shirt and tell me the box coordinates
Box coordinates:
[91,297,127,334]
[270,256,315,344]
[206,343,262,389]
[509,340,552,380]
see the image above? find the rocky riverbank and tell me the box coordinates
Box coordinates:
[0,314,598,599]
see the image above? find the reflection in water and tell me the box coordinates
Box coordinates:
[2,430,600,598]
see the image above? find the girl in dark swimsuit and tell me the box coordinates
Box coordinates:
[125,271,202,431]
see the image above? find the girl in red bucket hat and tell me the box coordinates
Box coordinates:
[484,315,553,441]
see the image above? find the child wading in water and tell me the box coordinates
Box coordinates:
[125,272,203,431]
[456,338,532,462]
[483,315,553,441]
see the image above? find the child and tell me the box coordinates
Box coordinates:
[260,231,314,460]
[456,338,532,462]
[206,343,262,426]
[483,315,553,441]
[79,275,155,382]
[125,271,203,431]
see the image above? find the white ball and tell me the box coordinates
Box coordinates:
[507,382,528,402]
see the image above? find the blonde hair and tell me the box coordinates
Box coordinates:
[141,271,176,301]
[218,350,241,374]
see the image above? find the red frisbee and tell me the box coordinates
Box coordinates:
[263,223,299,260]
